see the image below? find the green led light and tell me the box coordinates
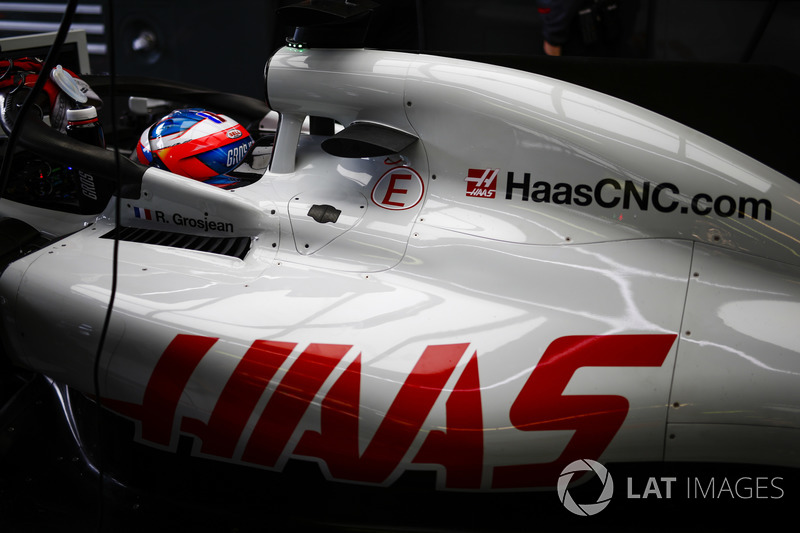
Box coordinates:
[285,38,307,51]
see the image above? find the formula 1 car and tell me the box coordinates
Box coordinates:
[1,15,799,533]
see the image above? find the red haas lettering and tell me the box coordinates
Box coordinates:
[104,333,676,490]
[492,334,676,488]
[412,350,484,489]
[294,344,471,484]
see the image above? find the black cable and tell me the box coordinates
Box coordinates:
[741,0,778,63]
[0,0,121,529]
[92,0,124,530]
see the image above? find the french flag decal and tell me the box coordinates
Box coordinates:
[134,207,152,220]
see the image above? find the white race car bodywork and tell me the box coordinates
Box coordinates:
[1,47,798,491]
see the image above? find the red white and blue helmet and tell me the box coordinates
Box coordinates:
[135,108,253,184]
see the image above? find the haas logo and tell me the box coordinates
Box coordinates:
[105,334,676,490]
[465,168,498,198]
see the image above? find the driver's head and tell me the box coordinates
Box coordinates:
[135,108,253,181]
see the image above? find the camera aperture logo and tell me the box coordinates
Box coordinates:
[557,459,614,516]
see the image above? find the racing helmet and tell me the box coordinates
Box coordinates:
[135,108,254,182]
